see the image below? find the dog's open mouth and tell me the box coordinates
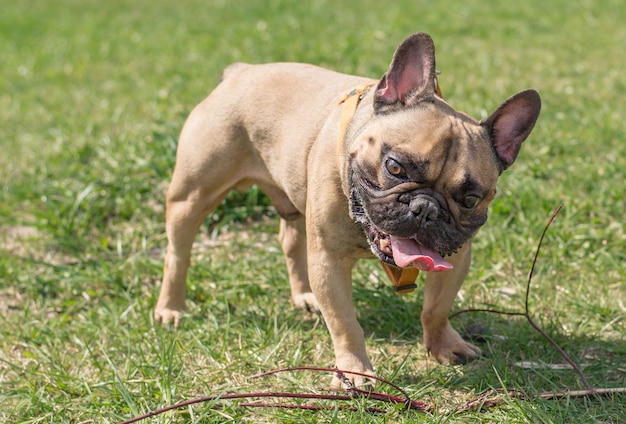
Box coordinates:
[350,180,453,272]
[365,223,453,272]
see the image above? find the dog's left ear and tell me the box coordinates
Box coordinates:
[482,89,542,171]
[374,32,437,112]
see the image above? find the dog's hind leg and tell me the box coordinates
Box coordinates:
[155,180,229,327]
[155,98,249,327]
[278,216,319,312]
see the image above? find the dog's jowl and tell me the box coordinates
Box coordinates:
[155,32,541,387]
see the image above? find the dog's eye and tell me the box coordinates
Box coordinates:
[462,195,481,210]
[385,158,407,178]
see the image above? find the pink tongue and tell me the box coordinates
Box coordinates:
[390,236,453,272]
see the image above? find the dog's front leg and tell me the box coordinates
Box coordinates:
[306,245,374,388]
[421,242,482,364]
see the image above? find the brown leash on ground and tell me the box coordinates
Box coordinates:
[335,77,443,294]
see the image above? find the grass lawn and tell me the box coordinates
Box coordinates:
[1,0,625,422]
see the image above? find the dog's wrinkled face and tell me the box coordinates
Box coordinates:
[343,33,541,272]
[348,99,499,271]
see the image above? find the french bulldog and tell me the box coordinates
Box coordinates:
[155,32,541,386]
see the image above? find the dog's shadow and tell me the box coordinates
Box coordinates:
[352,279,626,395]
[352,280,425,342]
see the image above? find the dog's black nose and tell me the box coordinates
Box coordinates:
[410,197,439,224]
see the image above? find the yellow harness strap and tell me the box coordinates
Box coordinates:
[336,83,376,163]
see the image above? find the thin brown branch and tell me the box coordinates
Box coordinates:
[119,391,359,424]
[525,204,563,312]
[451,204,596,392]
[449,307,525,320]
[524,204,593,390]
[524,314,593,391]
[456,385,626,412]
[539,387,626,400]
[253,366,412,404]
[253,367,432,411]
[118,368,432,423]
[239,401,385,413]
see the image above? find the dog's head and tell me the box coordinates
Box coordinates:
[347,33,541,271]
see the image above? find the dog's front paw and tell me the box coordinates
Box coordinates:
[431,339,482,365]
[154,306,184,328]
[292,292,320,312]
[331,354,376,389]
[425,322,483,365]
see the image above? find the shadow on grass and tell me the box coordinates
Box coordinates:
[353,282,626,397]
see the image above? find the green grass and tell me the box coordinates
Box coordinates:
[1,0,625,422]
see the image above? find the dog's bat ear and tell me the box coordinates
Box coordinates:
[481,89,542,171]
[374,32,437,112]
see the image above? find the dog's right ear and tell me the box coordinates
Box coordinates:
[374,32,437,113]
